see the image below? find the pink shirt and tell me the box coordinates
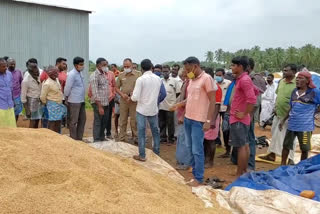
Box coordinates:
[106,71,116,101]
[230,72,258,126]
[185,72,217,122]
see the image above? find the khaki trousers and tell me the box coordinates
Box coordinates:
[119,98,137,141]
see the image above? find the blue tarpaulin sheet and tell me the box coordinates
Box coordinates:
[225,154,320,201]
[312,74,320,89]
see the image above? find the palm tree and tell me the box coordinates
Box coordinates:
[205,51,214,63]
[300,44,316,68]
[214,49,224,63]
[286,46,299,63]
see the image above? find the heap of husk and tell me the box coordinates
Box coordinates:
[0,128,228,214]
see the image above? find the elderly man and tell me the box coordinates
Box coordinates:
[64,57,86,141]
[280,71,320,165]
[21,62,42,128]
[177,56,216,186]
[131,59,162,161]
[7,58,23,121]
[116,58,141,143]
[40,66,66,133]
[261,64,297,164]
[89,58,109,142]
[0,58,16,128]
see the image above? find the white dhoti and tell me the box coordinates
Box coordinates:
[260,100,274,126]
[268,116,296,160]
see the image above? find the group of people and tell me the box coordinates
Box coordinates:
[1,54,319,187]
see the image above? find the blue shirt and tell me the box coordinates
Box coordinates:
[288,88,320,132]
[0,71,14,110]
[64,69,85,103]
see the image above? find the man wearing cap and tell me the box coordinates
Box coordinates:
[280,70,320,165]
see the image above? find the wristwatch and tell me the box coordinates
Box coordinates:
[206,120,211,123]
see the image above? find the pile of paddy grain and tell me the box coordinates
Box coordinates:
[0,128,227,214]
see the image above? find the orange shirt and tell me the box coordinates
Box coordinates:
[185,72,217,122]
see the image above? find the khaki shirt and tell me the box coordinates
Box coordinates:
[116,70,141,95]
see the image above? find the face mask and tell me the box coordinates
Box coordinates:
[187,71,195,79]
[124,68,131,73]
[102,67,109,72]
[187,66,196,79]
[215,76,223,83]
[154,71,161,77]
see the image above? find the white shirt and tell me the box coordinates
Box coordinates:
[159,77,181,111]
[218,79,231,112]
[131,71,162,116]
[171,75,183,91]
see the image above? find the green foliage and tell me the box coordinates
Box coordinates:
[204,44,320,73]
[89,60,96,74]
[85,95,93,110]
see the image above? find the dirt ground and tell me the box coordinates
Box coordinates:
[16,110,320,188]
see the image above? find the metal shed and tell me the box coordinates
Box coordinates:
[0,0,91,83]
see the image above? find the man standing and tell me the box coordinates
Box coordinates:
[7,58,23,122]
[182,56,216,186]
[111,64,120,77]
[21,62,42,128]
[280,71,320,165]
[64,57,86,141]
[116,58,141,143]
[131,59,162,161]
[0,58,16,128]
[40,58,67,93]
[159,65,180,144]
[89,58,109,142]
[215,68,231,158]
[261,64,297,164]
[40,66,66,133]
[260,74,276,128]
[229,56,257,177]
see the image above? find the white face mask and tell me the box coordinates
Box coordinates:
[124,68,131,73]
[102,67,109,72]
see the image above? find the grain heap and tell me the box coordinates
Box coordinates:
[0,128,227,214]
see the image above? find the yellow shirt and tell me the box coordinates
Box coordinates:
[40,78,63,104]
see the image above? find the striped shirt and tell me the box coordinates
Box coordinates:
[288,88,320,132]
[90,69,109,106]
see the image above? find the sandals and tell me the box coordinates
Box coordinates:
[205,176,225,189]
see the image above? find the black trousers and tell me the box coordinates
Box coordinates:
[92,103,109,141]
[105,99,114,136]
[68,102,86,141]
[158,110,175,142]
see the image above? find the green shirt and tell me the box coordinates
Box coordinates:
[275,78,296,119]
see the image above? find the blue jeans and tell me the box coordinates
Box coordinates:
[136,112,160,158]
[184,117,205,183]
[231,119,256,170]
[176,124,192,166]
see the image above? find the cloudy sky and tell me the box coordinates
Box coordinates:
[37,0,320,64]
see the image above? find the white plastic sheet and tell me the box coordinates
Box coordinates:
[193,186,320,214]
[86,138,186,184]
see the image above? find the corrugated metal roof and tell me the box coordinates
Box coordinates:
[12,0,92,13]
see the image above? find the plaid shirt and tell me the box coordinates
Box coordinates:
[90,69,109,106]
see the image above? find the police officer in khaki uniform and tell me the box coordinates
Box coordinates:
[115,58,141,142]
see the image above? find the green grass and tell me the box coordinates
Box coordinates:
[85,95,93,110]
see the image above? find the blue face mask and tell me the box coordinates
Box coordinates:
[215,76,223,83]
[154,71,162,77]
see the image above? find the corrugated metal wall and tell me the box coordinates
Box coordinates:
[0,0,90,84]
